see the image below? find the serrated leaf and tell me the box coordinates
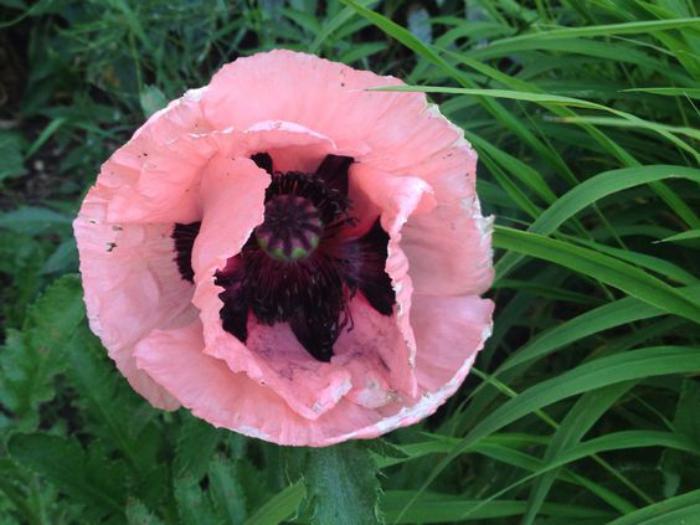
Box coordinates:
[208,455,247,524]
[66,329,154,456]
[8,433,125,519]
[237,455,274,512]
[173,476,219,525]
[65,326,166,506]
[305,442,383,525]
[0,275,84,429]
[0,231,45,327]
[174,412,224,481]
[126,499,166,525]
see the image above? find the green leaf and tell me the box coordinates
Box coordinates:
[0,131,26,182]
[493,227,700,324]
[400,346,700,521]
[673,380,700,445]
[8,433,125,518]
[607,489,700,525]
[341,0,575,179]
[139,85,167,118]
[498,296,664,373]
[477,347,700,451]
[547,431,700,468]
[25,118,66,158]
[0,275,84,429]
[522,382,638,524]
[566,236,698,286]
[658,229,700,243]
[382,492,614,523]
[496,165,700,278]
[244,480,306,525]
[208,455,247,524]
[454,429,699,522]
[64,325,172,510]
[485,17,700,46]
[126,499,166,525]
[173,476,219,525]
[466,131,556,205]
[174,413,224,481]
[0,206,72,235]
[41,238,78,275]
[625,87,700,99]
[303,442,383,525]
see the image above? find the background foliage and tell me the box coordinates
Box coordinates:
[1,0,699,523]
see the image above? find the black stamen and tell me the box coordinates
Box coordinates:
[314,154,353,196]
[266,172,350,225]
[251,152,273,174]
[215,257,249,342]
[172,222,201,282]
[289,306,340,363]
[337,218,396,315]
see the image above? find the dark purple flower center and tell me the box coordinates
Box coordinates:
[172,153,395,362]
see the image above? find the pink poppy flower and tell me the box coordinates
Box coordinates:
[74,50,494,446]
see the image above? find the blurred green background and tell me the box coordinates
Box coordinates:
[1,1,700,524]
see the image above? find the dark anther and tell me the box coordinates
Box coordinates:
[251,152,273,174]
[348,218,395,316]
[314,154,353,196]
[215,257,249,342]
[289,306,343,363]
[172,222,201,282]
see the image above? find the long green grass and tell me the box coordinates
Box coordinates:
[1,1,699,523]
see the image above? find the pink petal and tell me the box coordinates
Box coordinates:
[402,197,494,296]
[73,187,188,409]
[202,50,403,153]
[411,294,494,393]
[103,90,215,224]
[201,52,470,178]
[133,320,378,445]
[350,163,438,400]
[190,156,270,277]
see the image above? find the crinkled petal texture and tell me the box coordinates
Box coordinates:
[74,50,494,446]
